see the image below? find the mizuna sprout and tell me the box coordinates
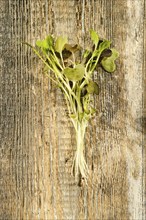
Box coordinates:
[24,30,119,182]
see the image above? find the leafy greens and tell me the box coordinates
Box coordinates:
[24,30,119,183]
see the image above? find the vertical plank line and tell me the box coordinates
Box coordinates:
[142,0,146,219]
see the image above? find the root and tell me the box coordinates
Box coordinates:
[72,121,89,181]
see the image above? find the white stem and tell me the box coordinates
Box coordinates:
[72,120,89,180]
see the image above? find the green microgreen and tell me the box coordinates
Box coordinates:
[24,30,119,183]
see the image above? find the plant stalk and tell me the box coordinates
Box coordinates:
[72,120,89,181]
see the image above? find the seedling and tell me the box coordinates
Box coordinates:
[24,30,119,182]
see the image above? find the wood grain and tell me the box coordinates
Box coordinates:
[0,0,145,219]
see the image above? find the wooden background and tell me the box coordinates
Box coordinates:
[1,0,146,219]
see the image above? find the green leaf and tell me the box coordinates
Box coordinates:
[90,30,99,47]
[46,35,54,49]
[110,48,119,59]
[98,40,111,52]
[41,40,49,50]
[86,81,99,95]
[64,64,85,81]
[65,44,81,53]
[101,48,119,72]
[36,35,54,50]
[55,36,68,53]
[36,40,43,48]
[62,49,72,60]
[100,49,112,58]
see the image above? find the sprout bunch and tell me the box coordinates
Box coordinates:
[25,30,119,182]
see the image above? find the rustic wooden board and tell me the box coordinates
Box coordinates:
[0,0,145,219]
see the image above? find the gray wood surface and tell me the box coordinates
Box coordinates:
[1,0,145,219]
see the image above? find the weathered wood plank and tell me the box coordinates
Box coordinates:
[0,0,145,219]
